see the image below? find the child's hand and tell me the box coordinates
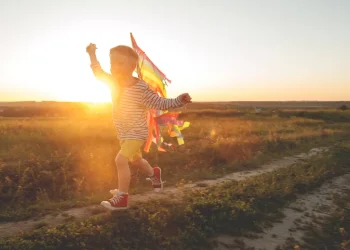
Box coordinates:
[178,93,192,104]
[86,43,97,54]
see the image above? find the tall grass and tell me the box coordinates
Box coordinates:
[0,110,349,221]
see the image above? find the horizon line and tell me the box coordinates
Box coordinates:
[0,100,349,103]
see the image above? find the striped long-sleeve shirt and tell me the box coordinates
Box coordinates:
[91,62,184,141]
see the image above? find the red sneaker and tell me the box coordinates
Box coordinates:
[146,166,165,192]
[100,192,128,210]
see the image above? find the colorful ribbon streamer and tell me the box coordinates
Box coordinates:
[130,33,190,152]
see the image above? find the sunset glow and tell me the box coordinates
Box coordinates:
[0,0,349,102]
[54,82,111,103]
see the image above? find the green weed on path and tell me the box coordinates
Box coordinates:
[0,142,349,250]
[301,192,350,250]
[280,143,350,250]
[279,182,350,250]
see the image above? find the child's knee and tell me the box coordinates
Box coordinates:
[130,157,144,166]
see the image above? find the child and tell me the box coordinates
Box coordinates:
[86,43,192,210]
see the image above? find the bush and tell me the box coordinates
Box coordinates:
[339,105,348,111]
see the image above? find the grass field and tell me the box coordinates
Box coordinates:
[0,139,349,249]
[0,106,350,249]
[0,108,349,219]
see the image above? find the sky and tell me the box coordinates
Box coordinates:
[0,0,349,102]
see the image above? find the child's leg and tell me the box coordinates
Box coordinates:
[116,140,145,193]
[131,157,163,192]
[131,158,154,176]
[115,151,131,193]
[101,150,130,210]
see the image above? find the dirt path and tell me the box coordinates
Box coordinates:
[214,173,350,250]
[0,147,329,238]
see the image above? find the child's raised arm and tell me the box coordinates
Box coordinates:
[141,84,191,110]
[86,43,114,86]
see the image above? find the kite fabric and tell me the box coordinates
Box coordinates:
[130,33,190,152]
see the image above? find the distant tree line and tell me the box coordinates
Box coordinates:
[0,104,112,118]
[0,107,84,117]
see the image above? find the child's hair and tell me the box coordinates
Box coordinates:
[109,45,138,61]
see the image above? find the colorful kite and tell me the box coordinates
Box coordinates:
[130,33,190,152]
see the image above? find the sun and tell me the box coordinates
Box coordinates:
[83,84,111,103]
[55,81,111,103]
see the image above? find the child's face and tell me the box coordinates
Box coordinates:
[110,51,137,79]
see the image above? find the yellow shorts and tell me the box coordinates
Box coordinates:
[119,140,144,162]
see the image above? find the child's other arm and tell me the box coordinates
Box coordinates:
[86,43,113,85]
[141,84,192,110]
